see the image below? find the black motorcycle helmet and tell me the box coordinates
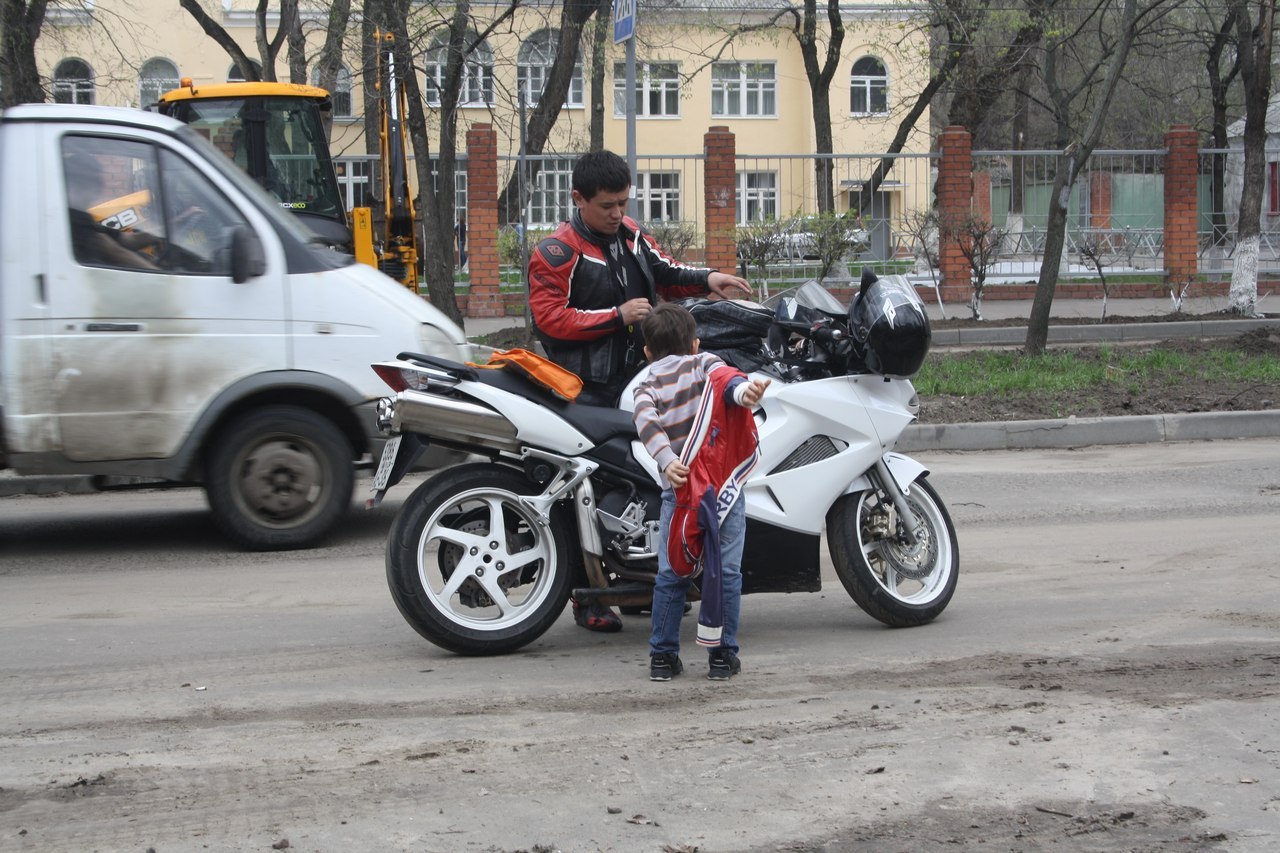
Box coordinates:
[848,268,932,378]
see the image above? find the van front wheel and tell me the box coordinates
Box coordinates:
[206,406,354,551]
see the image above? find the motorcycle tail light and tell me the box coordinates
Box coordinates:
[371,361,461,392]
[372,363,430,392]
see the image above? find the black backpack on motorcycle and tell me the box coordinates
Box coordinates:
[677,297,773,372]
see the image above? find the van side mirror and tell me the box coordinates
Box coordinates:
[230,226,266,283]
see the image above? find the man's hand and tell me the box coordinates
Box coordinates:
[707,271,753,300]
[664,460,690,488]
[740,378,771,407]
[619,297,652,326]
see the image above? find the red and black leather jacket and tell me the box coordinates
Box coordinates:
[529,212,712,390]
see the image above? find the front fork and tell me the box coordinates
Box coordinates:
[871,457,922,547]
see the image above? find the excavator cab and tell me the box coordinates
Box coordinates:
[157,81,350,248]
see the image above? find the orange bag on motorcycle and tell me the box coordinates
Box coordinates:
[471,348,583,402]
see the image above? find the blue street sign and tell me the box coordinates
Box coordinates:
[614,0,635,43]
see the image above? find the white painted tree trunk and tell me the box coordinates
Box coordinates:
[1228,234,1260,316]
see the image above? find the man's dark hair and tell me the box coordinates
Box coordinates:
[572,150,631,200]
[642,303,698,360]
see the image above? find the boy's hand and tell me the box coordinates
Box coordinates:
[664,460,690,488]
[741,378,771,407]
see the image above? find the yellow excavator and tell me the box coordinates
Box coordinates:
[156,80,351,249]
[350,29,419,293]
[157,43,420,292]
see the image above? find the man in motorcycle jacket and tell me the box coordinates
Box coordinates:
[528,150,751,633]
[529,150,750,408]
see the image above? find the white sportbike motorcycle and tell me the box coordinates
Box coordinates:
[369,273,958,655]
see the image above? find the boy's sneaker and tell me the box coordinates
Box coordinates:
[649,652,684,682]
[707,650,741,680]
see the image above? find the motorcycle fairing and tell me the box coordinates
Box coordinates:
[740,520,822,594]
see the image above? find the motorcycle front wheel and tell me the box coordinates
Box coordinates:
[386,463,573,655]
[826,477,958,627]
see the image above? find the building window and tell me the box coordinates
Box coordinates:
[636,171,681,222]
[518,29,583,108]
[524,157,575,227]
[613,61,679,117]
[736,171,777,224]
[425,32,493,107]
[711,62,776,117]
[137,58,180,108]
[227,60,264,83]
[311,65,353,117]
[850,56,888,115]
[53,59,95,105]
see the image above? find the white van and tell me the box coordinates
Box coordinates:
[0,104,468,549]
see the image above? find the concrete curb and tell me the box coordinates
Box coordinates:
[930,317,1280,347]
[898,410,1280,453]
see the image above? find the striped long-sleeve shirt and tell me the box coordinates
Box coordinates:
[632,352,750,485]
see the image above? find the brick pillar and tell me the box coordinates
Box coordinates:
[703,126,738,276]
[1164,125,1199,288]
[466,124,502,318]
[937,126,973,303]
[972,171,992,224]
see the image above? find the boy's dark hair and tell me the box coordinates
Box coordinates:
[572,150,631,200]
[643,303,698,360]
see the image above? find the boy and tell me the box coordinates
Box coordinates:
[632,303,769,681]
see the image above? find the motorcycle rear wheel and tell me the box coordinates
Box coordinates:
[827,477,958,627]
[386,463,573,655]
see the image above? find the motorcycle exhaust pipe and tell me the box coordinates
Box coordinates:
[391,390,520,453]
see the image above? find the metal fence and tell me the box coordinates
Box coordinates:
[334,144,1280,281]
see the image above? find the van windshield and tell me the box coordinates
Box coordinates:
[175,124,350,268]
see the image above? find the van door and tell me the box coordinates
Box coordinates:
[49,132,286,461]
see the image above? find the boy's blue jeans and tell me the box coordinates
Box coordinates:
[649,490,746,657]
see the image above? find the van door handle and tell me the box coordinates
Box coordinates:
[85,323,143,332]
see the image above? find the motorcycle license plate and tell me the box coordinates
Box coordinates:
[372,435,403,492]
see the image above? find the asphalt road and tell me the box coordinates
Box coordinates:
[1,439,1278,852]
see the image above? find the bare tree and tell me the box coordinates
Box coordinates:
[1024,0,1166,355]
[178,0,302,82]
[0,0,48,105]
[947,213,1007,320]
[1226,0,1276,316]
[495,0,605,225]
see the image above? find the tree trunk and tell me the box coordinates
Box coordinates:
[180,0,261,81]
[496,0,601,225]
[1206,8,1240,252]
[361,0,382,155]
[1024,0,1139,355]
[794,0,844,213]
[0,0,48,106]
[588,1,608,151]
[313,0,353,141]
[1228,0,1275,316]
[285,0,307,85]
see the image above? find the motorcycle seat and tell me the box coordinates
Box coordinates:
[471,367,638,446]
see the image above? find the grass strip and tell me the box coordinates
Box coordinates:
[914,344,1280,398]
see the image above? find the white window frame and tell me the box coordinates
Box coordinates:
[711,61,776,118]
[518,29,584,109]
[613,61,680,118]
[736,170,777,224]
[312,65,354,118]
[636,171,681,223]
[524,158,575,228]
[53,58,95,105]
[425,35,494,108]
[850,56,889,116]
[137,57,180,108]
